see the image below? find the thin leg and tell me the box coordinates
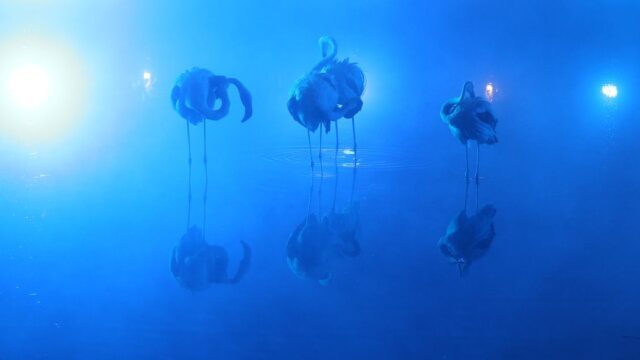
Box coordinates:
[333,122,339,212]
[349,155,357,208]
[351,117,357,153]
[475,142,480,185]
[319,130,324,176]
[319,130,323,162]
[307,129,314,171]
[318,163,324,215]
[464,176,469,211]
[465,143,469,181]
[186,120,192,232]
[475,174,479,212]
[306,169,314,225]
[349,121,358,208]
[335,120,339,158]
[332,153,338,213]
[203,120,209,241]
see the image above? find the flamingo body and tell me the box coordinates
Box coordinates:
[324,58,365,119]
[441,82,497,145]
[171,67,253,125]
[438,205,496,275]
[286,215,337,285]
[288,37,365,134]
[324,204,361,257]
[171,226,251,290]
[288,72,341,133]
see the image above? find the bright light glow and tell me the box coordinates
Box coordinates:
[0,35,88,142]
[143,71,154,91]
[602,84,618,98]
[485,83,495,102]
[8,64,51,108]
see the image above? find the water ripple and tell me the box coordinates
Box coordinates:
[257,146,431,172]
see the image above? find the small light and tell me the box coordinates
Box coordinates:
[143,71,153,91]
[602,84,618,98]
[485,83,495,102]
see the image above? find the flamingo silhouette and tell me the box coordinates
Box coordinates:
[171,226,251,290]
[169,68,252,289]
[288,36,364,170]
[287,214,335,285]
[438,204,496,276]
[287,157,360,285]
[441,81,497,183]
[438,178,496,276]
[170,67,252,235]
[324,56,365,155]
[171,68,252,125]
[324,145,361,258]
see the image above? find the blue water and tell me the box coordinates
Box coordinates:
[1,1,640,359]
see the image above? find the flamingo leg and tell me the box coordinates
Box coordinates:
[350,148,357,208]
[306,169,314,225]
[319,130,323,162]
[465,143,469,181]
[476,171,479,212]
[318,162,324,215]
[475,141,480,185]
[307,129,314,171]
[351,117,358,153]
[332,144,338,213]
[319,130,324,177]
[334,120,339,212]
[464,175,469,211]
[335,120,339,157]
[186,120,192,232]
[203,120,209,241]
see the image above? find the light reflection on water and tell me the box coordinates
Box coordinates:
[256,146,431,171]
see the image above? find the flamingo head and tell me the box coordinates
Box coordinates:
[462,81,475,99]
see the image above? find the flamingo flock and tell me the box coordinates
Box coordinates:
[169,37,501,288]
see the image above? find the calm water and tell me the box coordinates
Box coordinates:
[1,1,639,359]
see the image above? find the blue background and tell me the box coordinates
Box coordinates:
[0,0,639,358]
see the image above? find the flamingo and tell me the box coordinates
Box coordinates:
[288,36,364,170]
[287,159,360,285]
[170,67,252,236]
[438,204,496,276]
[324,145,361,258]
[170,68,252,289]
[287,214,335,285]
[171,226,251,290]
[324,57,365,155]
[441,81,497,183]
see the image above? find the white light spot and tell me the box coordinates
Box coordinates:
[143,71,153,91]
[485,83,495,102]
[8,64,50,109]
[602,84,618,98]
[0,36,88,142]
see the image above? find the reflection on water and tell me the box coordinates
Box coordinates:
[286,147,361,285]
[258,146,431,171]
[171,226,251,290]
[439,179,496,276]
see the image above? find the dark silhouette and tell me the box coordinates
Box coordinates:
[288,36,364,169]
[441,81,497,183]
[171,226,251,291]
